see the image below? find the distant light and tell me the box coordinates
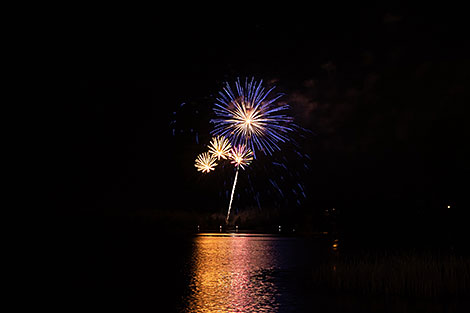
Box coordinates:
[447,205,451,209]
[332,239,339,249]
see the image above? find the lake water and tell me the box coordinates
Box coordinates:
[181,233,312,312]
[53,220,467,312]
[178,234,465,313]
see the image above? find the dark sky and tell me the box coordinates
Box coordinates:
[64,5,469,224]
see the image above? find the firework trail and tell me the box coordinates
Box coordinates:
[226,144,253,224]
[227,167,239,225]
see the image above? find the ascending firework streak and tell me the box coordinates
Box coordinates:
[226,144,253,224]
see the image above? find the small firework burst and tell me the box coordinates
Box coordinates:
[208,136,232,160]
[229,144,253,169]
[194,152,217,173]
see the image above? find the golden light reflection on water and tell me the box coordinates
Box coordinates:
[184,233,284,313]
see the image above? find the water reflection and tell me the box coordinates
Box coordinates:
[184,233,302,312]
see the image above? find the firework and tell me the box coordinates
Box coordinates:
[208,136,232,160]
[190,78,304,224]
[211,77,294,156]
[194,152,217,173]
[229,144,253,169]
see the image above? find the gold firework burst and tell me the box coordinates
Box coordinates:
[208,136,232,160]
[194,152,217,173]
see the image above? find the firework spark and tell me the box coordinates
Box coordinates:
[211,77,294,157]
[194,152,217,173]
[208,136,232,160]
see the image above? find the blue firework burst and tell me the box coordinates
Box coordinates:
[211,77,294,157]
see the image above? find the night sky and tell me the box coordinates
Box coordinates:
[62,5,469,239]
